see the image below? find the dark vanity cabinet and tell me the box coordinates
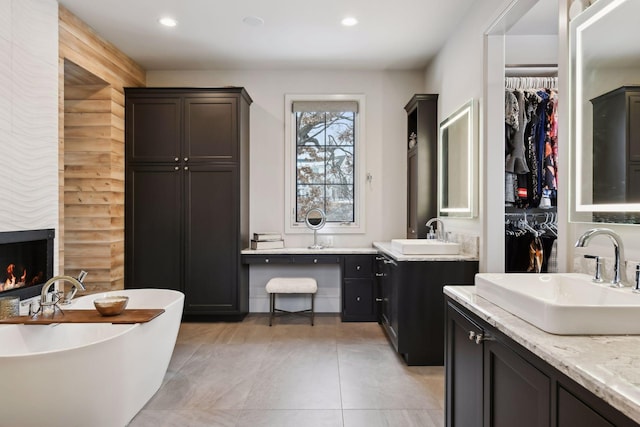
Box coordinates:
[342,254,377,322]
[405,94,438,239]
[377,255,478,365]
[241,253,378,322]
[445,298,638,427]
[591,86,640,205]
[125,88,252,318]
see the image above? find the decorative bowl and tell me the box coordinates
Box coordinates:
[93,296,129,316]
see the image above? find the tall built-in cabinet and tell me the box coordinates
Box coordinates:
[125,88,251,318]
[405,94,438,239]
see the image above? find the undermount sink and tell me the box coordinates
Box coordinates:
[391,239,460,255]
[475,273,640,335]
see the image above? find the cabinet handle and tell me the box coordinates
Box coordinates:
[375,273,384,277]
[469,331,491,344]
[174,157,179,162]
[375,298,383,302]
[375,256,385,261]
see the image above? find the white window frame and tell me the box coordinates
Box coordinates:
[284,93,366,234]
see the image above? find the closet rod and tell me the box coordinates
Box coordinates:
[505,64,558,78]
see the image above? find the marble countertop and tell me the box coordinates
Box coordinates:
[241,247,378,255]
[444,285,640,424]
[373,242,479,262]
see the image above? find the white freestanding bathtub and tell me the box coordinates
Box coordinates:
[0,288,184,427]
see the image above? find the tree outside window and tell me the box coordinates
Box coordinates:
[295,110,355,223]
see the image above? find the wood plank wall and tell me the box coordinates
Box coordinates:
[59,5,145,292]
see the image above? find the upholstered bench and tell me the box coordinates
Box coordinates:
[265,277,318,326]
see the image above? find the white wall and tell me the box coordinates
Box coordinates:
[423,0,509,272]
[0,0,59,265]
[147,69,424,311]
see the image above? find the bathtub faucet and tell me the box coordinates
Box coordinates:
[40,271,88,308]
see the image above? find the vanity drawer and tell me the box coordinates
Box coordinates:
[241,255,293,264]
[344,254,374,278]
[291,255,341,264]
[342,278,376,321]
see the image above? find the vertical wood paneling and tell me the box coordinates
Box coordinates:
[59,5,145,292]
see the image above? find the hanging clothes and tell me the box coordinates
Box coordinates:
[504,79,558,209]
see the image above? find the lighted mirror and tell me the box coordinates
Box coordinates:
[571,0,640,224]
[305,208,326,249]
[438,99,477,218]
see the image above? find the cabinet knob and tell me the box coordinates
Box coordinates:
[468,331,476,340]
[265,259,270,263]
[356,265,361,270]
[174,166,179,171]
[174,157,179,162]
[356,296,361,302]
[313,259,318,263]
[184,166,189,171]
[184,157,189,162]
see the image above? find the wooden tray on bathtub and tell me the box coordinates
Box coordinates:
[0,309,165,324]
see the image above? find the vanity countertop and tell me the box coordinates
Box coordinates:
[444,285,640,424]
[373,242,479,262]
[241,247,378,255]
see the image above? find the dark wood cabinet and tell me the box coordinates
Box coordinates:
[445,298,638,427]
[445,302,484,427]
[591,86,640,205]
[484,338,550,427]
[378,255,478,365]
[405,94,438,239]
[125,88,252,318]
[342,254,377,322]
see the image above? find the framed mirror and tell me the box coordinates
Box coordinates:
[438,99,477,218]
[570,0,640,224]
[305,208,326,249]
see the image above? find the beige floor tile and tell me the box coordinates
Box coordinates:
[342,409,439,427]
[138,315,446,422]
[236,410,343,427]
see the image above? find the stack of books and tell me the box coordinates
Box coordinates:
[250,232,284,249]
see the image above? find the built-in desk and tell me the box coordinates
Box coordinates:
[241,247,378,321]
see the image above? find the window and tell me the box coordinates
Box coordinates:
[285,94,366,233]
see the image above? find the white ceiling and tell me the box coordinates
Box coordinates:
[58,0,482,71]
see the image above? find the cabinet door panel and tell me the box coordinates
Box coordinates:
[126,97,181,163]
[446,303,483,427]
[183,165,238,313]
[484,340,550,427]
[184,97,237,162]
[557,386,614,427]
[343,278,374,317]
[126,166,182,290]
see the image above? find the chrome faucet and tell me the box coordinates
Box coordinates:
[40,271,88,307]
[575,228,626,287]
[425,218,446,241]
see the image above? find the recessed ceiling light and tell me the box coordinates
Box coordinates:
[159,17,177,27]
[341,17,358,27]
[243,16,265,27]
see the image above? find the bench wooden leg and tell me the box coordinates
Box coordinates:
[269,293,275,326]
[311,293,315,326]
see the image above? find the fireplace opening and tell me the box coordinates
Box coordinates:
[0,229,54,301]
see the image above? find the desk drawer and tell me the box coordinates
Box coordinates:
[291,255,341,264]
[344,254,374,278]
[242,255,293,264]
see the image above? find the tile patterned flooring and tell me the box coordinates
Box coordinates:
[129,314,445,427]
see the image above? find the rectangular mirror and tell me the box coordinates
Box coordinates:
[438,99,477,218]
[570,0,640,224]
